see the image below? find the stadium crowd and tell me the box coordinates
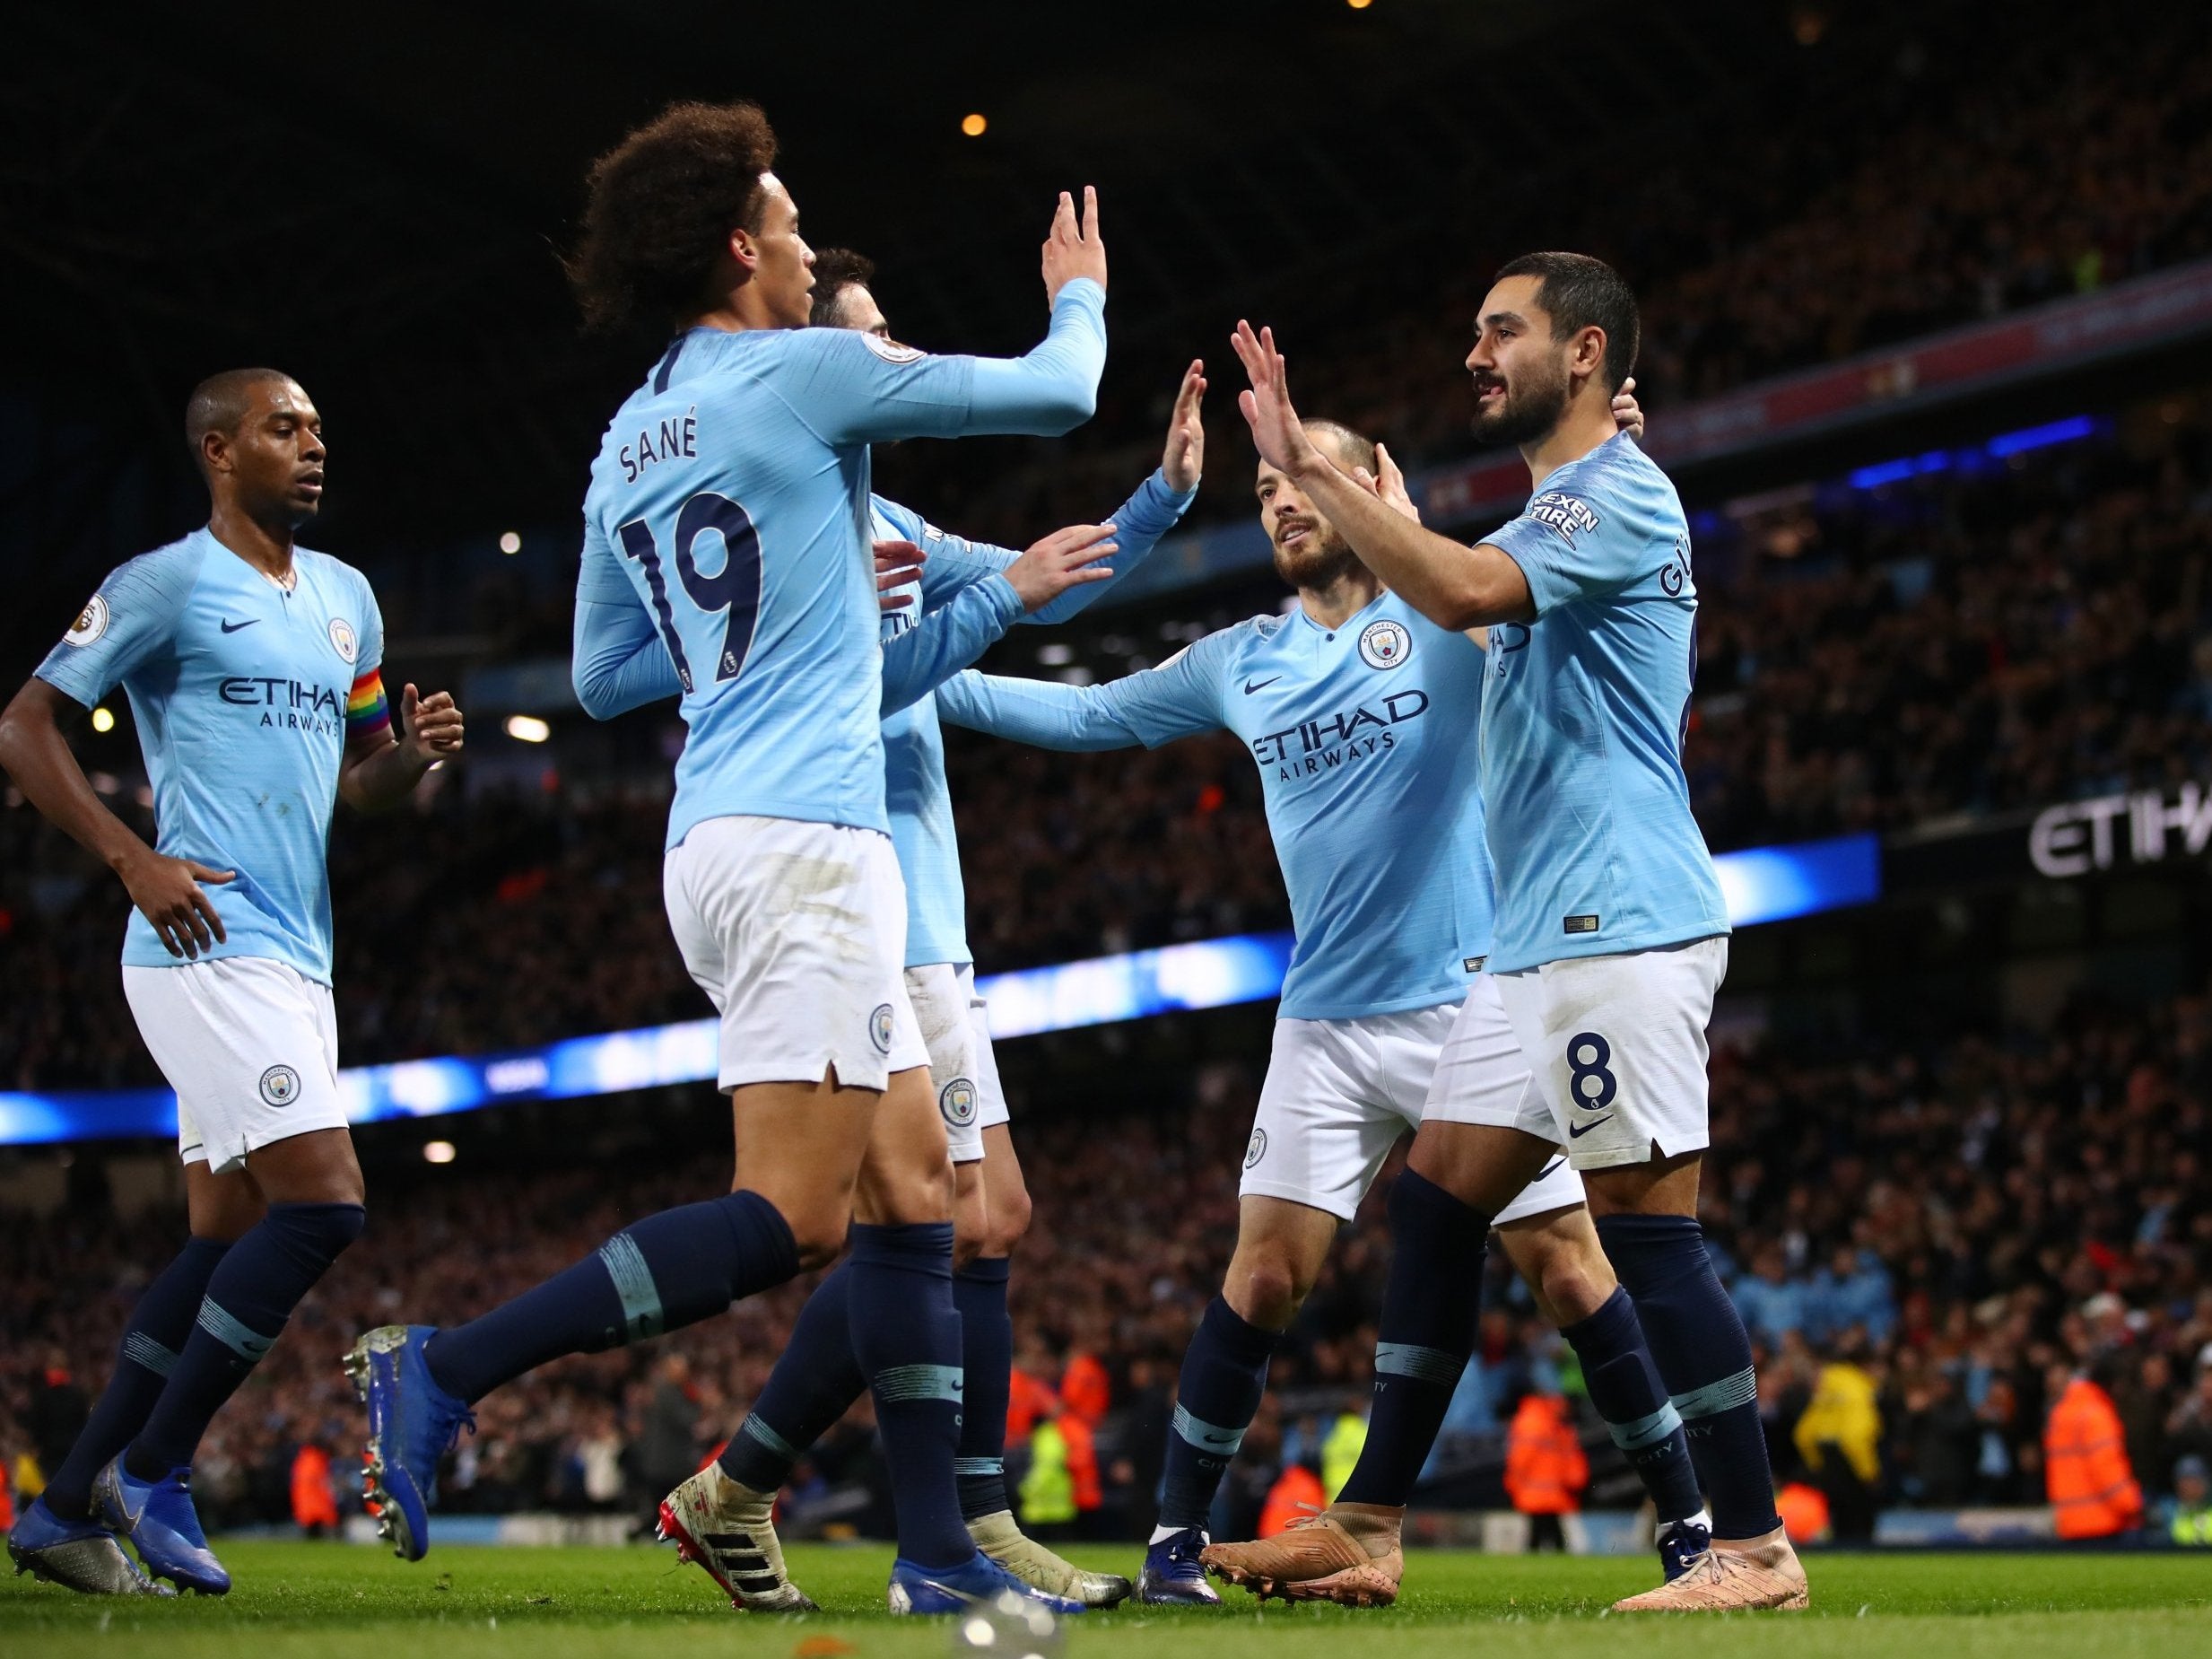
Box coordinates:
[4,978,2209,1541]
[7,394,2207,1086]
[906,0,2212,544]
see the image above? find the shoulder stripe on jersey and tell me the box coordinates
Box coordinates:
[652,336,685,396]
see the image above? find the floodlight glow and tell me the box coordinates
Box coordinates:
[0,834,1881,1147]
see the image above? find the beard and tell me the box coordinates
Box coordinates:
[1471,354,1571,447]
[1271,525,1360,590]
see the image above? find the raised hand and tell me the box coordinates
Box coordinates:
[1041,186,1108,306]
[1229,320,1323,480]
[875,537,927,612]
[118,848,232,959]
[1352,441,1422,524]
[399,685,465,762]
[1612,375,1646,441]
[1004,522,1119,613]
[1162,359,1207,492]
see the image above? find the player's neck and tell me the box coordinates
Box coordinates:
[685,284,786,336]
[1297,569,1384,632]
[1520,391,1624,491]
[206,502,298,581]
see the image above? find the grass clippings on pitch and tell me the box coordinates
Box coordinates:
[5,1541,2208,1658]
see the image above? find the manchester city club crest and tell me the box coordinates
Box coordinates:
[328,616,358,663]
[65,594,110,647]
[259,1064,301,1107]
[869,1003,895,1054]
[939,1078,979,1128]
[1244,1127,1268,1169]
[1358,617,1411,669]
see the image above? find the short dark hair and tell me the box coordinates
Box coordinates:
[569,100,779,334]
[1302,418,1375,476]
[185,368,294,469]
[809,248,876,327]
[1493,251,1639,390]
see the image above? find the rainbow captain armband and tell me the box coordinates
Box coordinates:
[346,669,391,743]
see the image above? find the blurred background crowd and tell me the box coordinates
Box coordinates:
[4,980,2210,1542]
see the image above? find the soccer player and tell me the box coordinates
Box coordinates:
[932,406,1693,1608]
[0,370,463,1596]
[347,101,1107,1616]
[1225,255,1808,1611]
[655,251,1202,1611]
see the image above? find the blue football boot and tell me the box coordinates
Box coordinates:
[344,1323,474,1561]
[1657,1513,1713,1582]
[1135,1525,1219,1604]
[887,1550,1088,1615]
[8,1495,170,1597]
[90,1458,227,1595]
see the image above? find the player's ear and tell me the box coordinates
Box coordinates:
[1572,325,1608,384]
[727,223,762,277]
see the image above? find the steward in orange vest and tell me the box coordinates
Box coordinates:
[1504,1393,1589,1515]
[2043,1374,2143,1540]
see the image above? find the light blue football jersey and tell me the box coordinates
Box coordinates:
[1479,432,1728,974]
[873,469,1195,969]
[574,283,1106,850]
[936,589,1494,1019]
[35,528,385,983]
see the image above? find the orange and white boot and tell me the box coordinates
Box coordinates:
[1199,1503,1405,1607]
[1611,1524,1808,1611]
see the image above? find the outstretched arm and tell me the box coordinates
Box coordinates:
[933,670,1149,752]
[936,626,1230,751]
[880,521,1128,712]
[788,189,1110,446]
[1229,320,1533,631]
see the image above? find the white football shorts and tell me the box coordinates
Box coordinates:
[664,815,927,1093]
[903,962,1008,1163]
[1494,935,1729,1172]
[122,956,348,1174]
[1241,976,1584,1226]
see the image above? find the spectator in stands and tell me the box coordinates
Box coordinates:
[1794,1335,1884,1542]
[2167,1454,2212,1546]
[1503,1390,1588,1552]
[1733,1245,1807,1349]
[2044,1360,2145,1540]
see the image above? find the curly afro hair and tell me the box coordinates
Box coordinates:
[570,100,779,335]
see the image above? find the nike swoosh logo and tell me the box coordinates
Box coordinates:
[1242,677,1281,694]
[220,618,259,633]
[1567,1117,1612,1139]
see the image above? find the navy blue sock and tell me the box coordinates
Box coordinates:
[846,1222,971,1567]
[126,1204,364,1477]
[954,1257,1014,1521]
[719,1262,864,1491]
[1598,1214,1780,1539]
[46,1236,231,1516]
[427,1189,798,1404]
[1560,1285,1704,1524]
[1159,1295,1281,1532]
[1336,1171,1490,1507]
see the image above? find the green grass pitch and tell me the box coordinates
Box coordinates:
[6,1541,2208,1658]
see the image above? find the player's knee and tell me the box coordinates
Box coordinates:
[779,1202,854,1271]
[1536,1242,1614,1327]
[982,1181,1032,1258]
[1224,1245,1308,1331]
